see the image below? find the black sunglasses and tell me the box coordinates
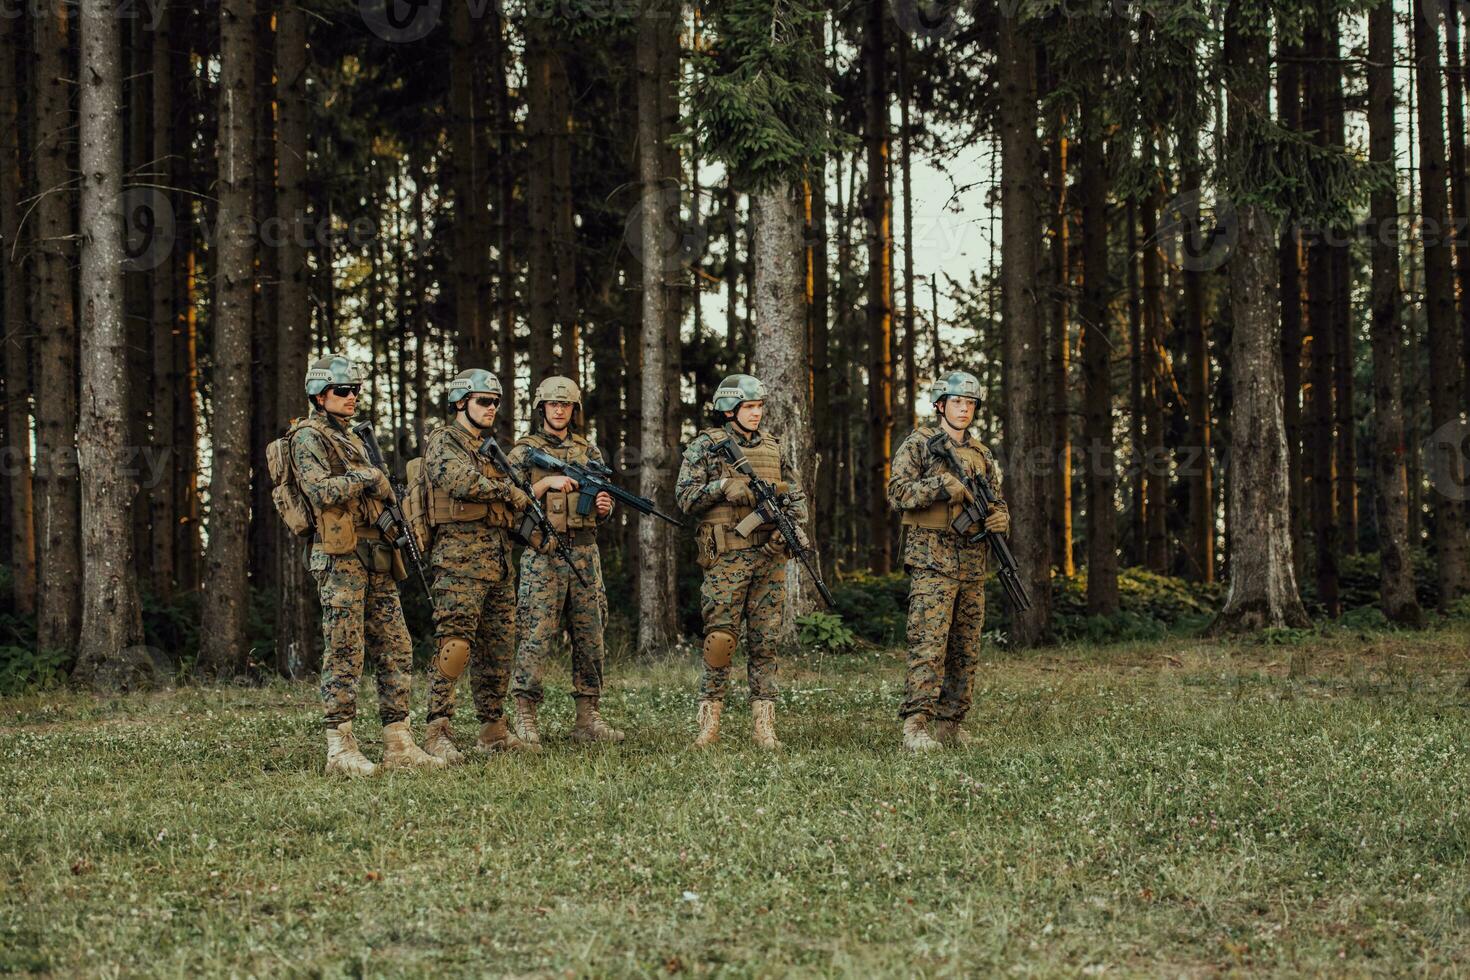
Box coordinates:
[330,384,361,397]
[473,396,501,409]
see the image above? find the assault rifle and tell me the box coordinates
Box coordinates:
[351,422,433,596]
[478,436,587,586]
[709,438,835,608]
[524,448,685,528]
[924,431,1031,612]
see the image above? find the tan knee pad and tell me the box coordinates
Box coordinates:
[703,629,736,670]
[435,637,471,680]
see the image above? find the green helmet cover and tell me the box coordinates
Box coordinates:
[930,370,982,404]
[711,374,768,413]
[304,354,363,397]
[447,368,503,405]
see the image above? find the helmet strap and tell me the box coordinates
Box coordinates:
[459,400,494,433]
[731,410,757,438]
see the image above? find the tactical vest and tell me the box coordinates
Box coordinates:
[294,414,382,554]
[425,425,516,529]
[698,426,784,553]
[901,428,993,532]
[522,431,599,533]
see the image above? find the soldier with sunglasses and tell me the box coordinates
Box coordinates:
[418,369,536,762]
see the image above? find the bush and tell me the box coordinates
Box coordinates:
[796,611,857,654]
[829,572,910,646]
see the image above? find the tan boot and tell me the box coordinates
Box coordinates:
[692,699,723,748]
[325,721,377,777]
[381,721,447,770]
[475,718,529,755]
[902,714,941,753]
[751,699,781,750]
[421,717,465,765]
[933,720,974,747]
[571,696,625,744]
[514,696,542,749]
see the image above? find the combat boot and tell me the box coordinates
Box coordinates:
[325,721,377,777]
[692,699,723,748]
[421,717,465,765]
[902,714,941,753]
[751,699,781,750]
[571,696,625,744]
[514,696,543,749]
[475,718,529,755]
[933,720,975,747]
[381,721,447,770]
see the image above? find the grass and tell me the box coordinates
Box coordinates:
[3,625,1470,976]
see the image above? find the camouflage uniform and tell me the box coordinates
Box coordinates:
[507,430,611,704]
[886,425,1006,724]
[290,409,413,728]
[676,422,808,701]
[422,421,523,725]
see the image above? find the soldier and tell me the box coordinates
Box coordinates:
[417,369,535,763]
[290,354,444,776]
[676,374,807,751]
[506,376,624,746]
[886,371,1010,752]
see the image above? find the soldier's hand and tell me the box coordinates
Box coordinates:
[984,508,1010,535]
[938,474,972,504]
[546,475,579,493]
[595,491,614,517]
[353,468,392,500]
[508,486,533,513]
[723,477,755,507]
[762,536,790,560]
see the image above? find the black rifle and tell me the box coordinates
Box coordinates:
[925,431,1031,612]
[709,438,835,608]
[478,436,587,586]
[525,447,685,528]
[351,422,433,596]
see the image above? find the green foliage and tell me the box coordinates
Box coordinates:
[0,646,69,695]
[830,572,910,646]
[686,0,851,191]
[795,611,856,654]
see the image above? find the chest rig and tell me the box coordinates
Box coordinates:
[524,431,599,533]
[425,425,515,529]
[698,426,784,553]
[901,427,994,532]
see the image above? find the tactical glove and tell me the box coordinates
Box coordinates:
[937,474,971,504]
[353,468,392,500]
[723,477,755,508]
[508,486,533,513]
[984,508,1010,535]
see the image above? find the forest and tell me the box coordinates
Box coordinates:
[2,0,1469,685]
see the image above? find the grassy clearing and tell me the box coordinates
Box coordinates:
[3,626,1469,976]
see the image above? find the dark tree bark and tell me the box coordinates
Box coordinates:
[450,2,491,372]
[32,0,81,656]
[1368,0,1424,626]
[489,4,517,440]
[863,0,893,575]
[1181,128,1214,583]
[199,0,256,676]
[1277,41,1306,581]
[526,17,557,384]
[1446,7,1470,418]
[1140,178,1168,573]
[1213,0,1310,632]
[1048,102,1074,578]
[898,30,917,432]
[146,0,178,600]
[1126,196,1145,565]
[74,0,144,681]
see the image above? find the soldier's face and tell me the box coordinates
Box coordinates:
[941,396,977,429]
[321,386,358,418]
[462,394,500,428]
[544,401,574,430]
[735,400,764,430]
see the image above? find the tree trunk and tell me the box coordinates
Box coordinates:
[526,18,556,384]
[1049,112,1074,578]
[1368,0,1424,626]
[1414,0,1469,607]
[1213,0,1310,632]
[74,0,144,682]
[898,31,917,432]
[490,4,517,439]
[636,5,678,655]
[1181,129,1213,583]
[1126,196,1145,565]
[199,0,256,677]
[998,21,1052,645]
[752,183,816,622]
[1277,41,1306,582]
[450,2,490,372]
[1140,180,1168,573]
[551,45,579,382]
[1446,7,1470,421]
[249,2,277,601]
[275,0,315,677]
[146,0,178,600]
[863,0,893,575]
[32,0,81,656]
[0,7,35,615]
[1079,98,1118,614]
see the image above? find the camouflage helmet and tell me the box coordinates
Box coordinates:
[533,375,582,412]
[304,354,362,397]
[447,368,503,405]
[711,374,767,413]
[930,370,982,405]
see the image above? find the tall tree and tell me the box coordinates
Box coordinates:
[1445,7,1470,414]
[74,0,143,680]
[1213,0,1309,631]
[198,0,256,676]
[863,0,893,574]
[32,0,81,655]
[450,2,491,373]
[1181,126,1214,583]
[1048,102,1074,578]
[148,0,178,599]
[1368,0,1423,626]
[526,17,558,383]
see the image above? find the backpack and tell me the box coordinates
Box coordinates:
[401,455,433,556]
[267,420,315,538]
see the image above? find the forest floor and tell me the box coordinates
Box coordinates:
[2,624,1469,977]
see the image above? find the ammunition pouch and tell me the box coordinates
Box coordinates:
[316,507,358,555]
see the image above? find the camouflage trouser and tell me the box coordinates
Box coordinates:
[426,570,517,724]
[901,567,986,722]
[512,542,608,704]
[310,549,413,728]
[699,548,786,701]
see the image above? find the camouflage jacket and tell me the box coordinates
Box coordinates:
[675,423,809,523]
[887,425,1006,582]
[289,409,374,520]
[506,427,612,529]
[425,421,521,582]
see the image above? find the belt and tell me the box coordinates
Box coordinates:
[556,528,598,548]
[315,524,379,544]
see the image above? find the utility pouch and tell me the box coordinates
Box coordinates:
[355,538,395,575]
[318,508,358,556]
